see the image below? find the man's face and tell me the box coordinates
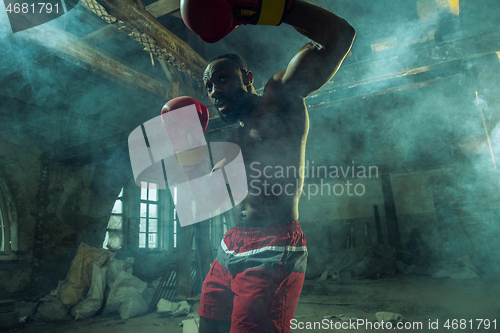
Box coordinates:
[203,59,248,124]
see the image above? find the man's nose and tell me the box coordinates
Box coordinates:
[210,85,223,99]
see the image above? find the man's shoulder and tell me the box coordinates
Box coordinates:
[262,71,303,104]
[264,71,286,92]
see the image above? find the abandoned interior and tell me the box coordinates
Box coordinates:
[1,0,500,332]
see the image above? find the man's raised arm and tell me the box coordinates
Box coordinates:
[276,1,355,98]
[180,0,354,98]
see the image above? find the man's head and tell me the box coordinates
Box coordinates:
[203,53,257,124]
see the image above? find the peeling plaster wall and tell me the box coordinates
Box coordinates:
[299,166,500,278]
[0,132,39,297]
[0,98,131,298]
[297,51,500,278]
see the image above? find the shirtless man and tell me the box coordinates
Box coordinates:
[180,1,355,332]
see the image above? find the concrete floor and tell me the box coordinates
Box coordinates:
[6,276,500,333]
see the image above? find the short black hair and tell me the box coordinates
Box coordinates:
[207,53,249,72]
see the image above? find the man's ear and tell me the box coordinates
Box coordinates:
[243,70,254,86]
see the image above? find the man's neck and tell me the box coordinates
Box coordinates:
[237,93,261,124]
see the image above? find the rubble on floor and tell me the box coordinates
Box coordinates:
[375,311,403,324]
[104,271,148,319]
[394,260,430,276]
[157,299,191,317]
[59,243,115,307]
[0,299,20,330]
[6,243,203,330]
[16,300,36,324]
[323,314,359,321]
[34,294,71,322]
[71,263,107,320]
[180,316,200,333]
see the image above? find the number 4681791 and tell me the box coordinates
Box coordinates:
[444,319,497,330]
[5,2,59,14]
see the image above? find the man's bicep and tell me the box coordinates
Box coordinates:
[279,39,352,98]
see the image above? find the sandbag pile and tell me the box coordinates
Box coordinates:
[33,243,152,321]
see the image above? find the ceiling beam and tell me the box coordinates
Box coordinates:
[306,27,500,108]
[15,23,170,98]
[81,24,123,45]
[95,0,207,79]
[145,0,180,18]
[14,22,206,101]
[0,23,121,81]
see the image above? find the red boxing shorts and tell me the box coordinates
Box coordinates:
[198,221,307,333]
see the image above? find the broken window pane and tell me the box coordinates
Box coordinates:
[104,188,124,250]
[107,230,122,250]
[108,215,122,230]
[112,200,122,214]
[102,231,109,249]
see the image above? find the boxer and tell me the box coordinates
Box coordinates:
[181,1,355,332]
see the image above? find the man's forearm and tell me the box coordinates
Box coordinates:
[283,1,355,52]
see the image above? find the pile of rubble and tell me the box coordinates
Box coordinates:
[15,243,199,327]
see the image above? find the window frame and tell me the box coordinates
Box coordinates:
[139,182,162,251]
[171,187,178,251]
[105,181,196,254]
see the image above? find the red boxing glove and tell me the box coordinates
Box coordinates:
[180,0,237,43]
[161,96,209,170]
[161,96,209,133]
[181,0,294,43]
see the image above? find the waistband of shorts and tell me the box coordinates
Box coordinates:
[231,221,302,236]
